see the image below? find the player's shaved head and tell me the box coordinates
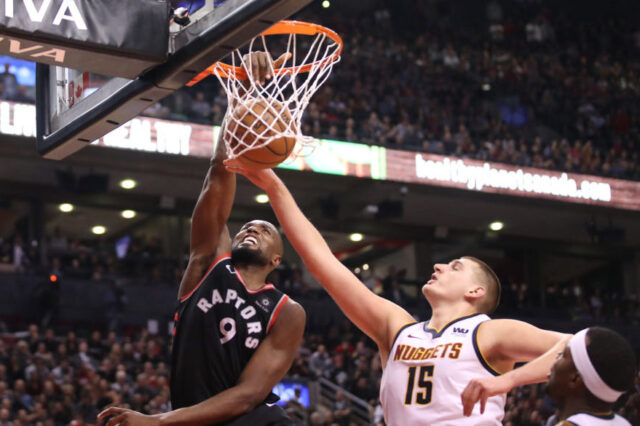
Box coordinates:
[232,220,282,270]
[462,256,501,315]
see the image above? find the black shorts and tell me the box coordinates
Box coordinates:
[221,404,292,426]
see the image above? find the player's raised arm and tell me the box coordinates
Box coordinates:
[461,319,571,416]
[177,137,235,301]
[224,162,415,355]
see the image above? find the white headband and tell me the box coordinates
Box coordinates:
[568,328,624,403]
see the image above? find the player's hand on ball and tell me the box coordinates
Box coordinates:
[460,376,512,416]
[224,159,279,191]
[98,407,161,426]
[242,51,292,85]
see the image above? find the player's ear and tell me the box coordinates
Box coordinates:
[569,371,583,392]
[270,253,282,269]
[465,285,486,301]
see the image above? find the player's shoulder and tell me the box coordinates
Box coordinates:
[478,317,534,333]
[269,297,305,336]
[281,297,306,320]
[390,320,422,343]
[614,414,633,425]
[203,252,233,273]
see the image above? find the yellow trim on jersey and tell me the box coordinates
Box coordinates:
[474,321,504,375]
[555,411,615,425]
[392,322,418,346]
[424,313,480,333]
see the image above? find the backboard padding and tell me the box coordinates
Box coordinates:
[36,0,312,160]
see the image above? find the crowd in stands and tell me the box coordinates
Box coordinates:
[147,1,640,181]
[2,228,640,423]
[1,2,639,181]
[2,2,640,181]
[0,320,637,426]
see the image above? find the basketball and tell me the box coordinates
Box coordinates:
[227,98,296,169]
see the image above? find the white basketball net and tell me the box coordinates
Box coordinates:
[214,28,341,160]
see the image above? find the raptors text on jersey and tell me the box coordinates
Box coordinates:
[170,254,288,410]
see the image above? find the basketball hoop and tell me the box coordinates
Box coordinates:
[188,20,343,160]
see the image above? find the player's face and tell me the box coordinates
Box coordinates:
[546,344,576,402]
[422,258,478,302]
[231,220,281,267]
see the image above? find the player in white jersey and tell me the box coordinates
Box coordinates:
[224,163,574,425]
[381,313,506,424]
[546,327,636,426]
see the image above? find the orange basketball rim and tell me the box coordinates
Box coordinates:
[187,20,343,86]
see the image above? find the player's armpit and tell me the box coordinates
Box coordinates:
[477,319,569,371]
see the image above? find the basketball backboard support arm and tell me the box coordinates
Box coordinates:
[36,0,312,160]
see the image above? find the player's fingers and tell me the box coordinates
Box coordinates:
[223,158,245,170]
[98,407,124,419]
[463,383,481,416]
[480,390,488,414]
[249,54,259,85]
[105,414,127,426]
[257,53,267,84]
[461,385,472,416]
[273,52,292,71]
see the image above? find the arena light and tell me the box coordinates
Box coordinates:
[255,194,269,204]
[362,264,370,271]
[354,267,361,274]
[121,210,137,219]
[119,179,137,190]
[321,0,330,8]
[91,225,106,235]
[58,203,74,213]
[349,233,363,242]
[489,221,504,231]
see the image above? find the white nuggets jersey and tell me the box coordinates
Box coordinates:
[380,313,505,426]
[558,412,631,426]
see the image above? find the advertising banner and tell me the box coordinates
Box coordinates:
[2,101,639,210]
[388,151,640,210]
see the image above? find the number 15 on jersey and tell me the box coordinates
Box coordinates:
[405,364,435,405]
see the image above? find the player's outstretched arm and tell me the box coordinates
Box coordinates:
[461,319,571,416]
[177,138,235,300]
[98,301,305,426]
[224,162,415,355]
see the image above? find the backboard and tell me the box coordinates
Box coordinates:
[35,0,312,160]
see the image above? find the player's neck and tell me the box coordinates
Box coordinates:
[235,264,269,289]
[428,304,478,331]
[558,398,612,420]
